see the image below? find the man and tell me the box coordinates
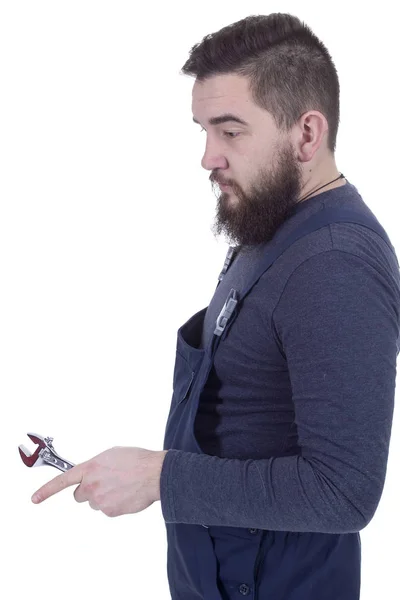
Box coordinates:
[32,13,400,600]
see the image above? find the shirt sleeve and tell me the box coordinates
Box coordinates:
[159,250,400,533]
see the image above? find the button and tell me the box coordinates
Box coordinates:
[239,584,250,595]
[249,528,257,534]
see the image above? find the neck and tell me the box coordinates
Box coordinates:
[299,170,346,203]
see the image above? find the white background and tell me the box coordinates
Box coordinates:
[0,1,399,599]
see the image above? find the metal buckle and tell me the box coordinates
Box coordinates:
[214,289,238,337]
[217,246,236,282]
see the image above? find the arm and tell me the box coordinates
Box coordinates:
[160,250,400,533]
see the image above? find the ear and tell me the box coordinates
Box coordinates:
[295,111,329,162]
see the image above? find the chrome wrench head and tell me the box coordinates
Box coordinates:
[19,433,75,471]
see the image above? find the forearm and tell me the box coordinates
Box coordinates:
[159,448,379,533]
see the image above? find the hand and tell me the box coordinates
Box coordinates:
[31,446,168,517]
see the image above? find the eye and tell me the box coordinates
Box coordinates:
[199,127,240,139]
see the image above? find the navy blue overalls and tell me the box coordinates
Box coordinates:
[163,206,394,600]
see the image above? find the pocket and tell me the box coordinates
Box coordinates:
[172,350,195,406]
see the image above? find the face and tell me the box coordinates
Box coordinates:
[192,74,304,247]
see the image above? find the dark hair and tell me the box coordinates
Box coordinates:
[181,13,340,153]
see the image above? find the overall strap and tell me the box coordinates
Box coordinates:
[210,208,395,354]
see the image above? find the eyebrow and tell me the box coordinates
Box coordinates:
[192,113,249,127]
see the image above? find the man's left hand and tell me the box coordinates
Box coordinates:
[31,446,168,517]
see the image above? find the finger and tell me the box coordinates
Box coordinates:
[73,483,87,504]
[31,463,85,504]
[89,500,100,511]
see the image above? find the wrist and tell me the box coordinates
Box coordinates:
[150,450,168,502]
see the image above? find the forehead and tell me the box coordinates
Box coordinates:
[192,74,251,112]
[191,74,274,129]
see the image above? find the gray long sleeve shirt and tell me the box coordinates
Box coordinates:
[159,180,400,534]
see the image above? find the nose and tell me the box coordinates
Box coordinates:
[201,140,228,172]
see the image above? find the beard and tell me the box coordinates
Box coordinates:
[210,142,304,247]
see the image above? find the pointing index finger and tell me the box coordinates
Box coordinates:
[31,464,84,503]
